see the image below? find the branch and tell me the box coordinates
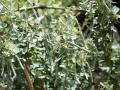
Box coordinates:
[14,54,34,90]
[23,64,34,90]
[0,4,81,16]
[18,4,65,11]
[17,4,81,12]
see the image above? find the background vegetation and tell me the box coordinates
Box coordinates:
[0,0,120,90]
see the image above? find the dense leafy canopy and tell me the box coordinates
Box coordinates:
[0,0,120,90]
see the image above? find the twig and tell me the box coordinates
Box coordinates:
[11,62,16,80]
[85,61,93,83]
[14,55,24,70]
[0,1,9,10]
[68,41,90,53]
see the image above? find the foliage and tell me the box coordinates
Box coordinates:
[0,0,120,90]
